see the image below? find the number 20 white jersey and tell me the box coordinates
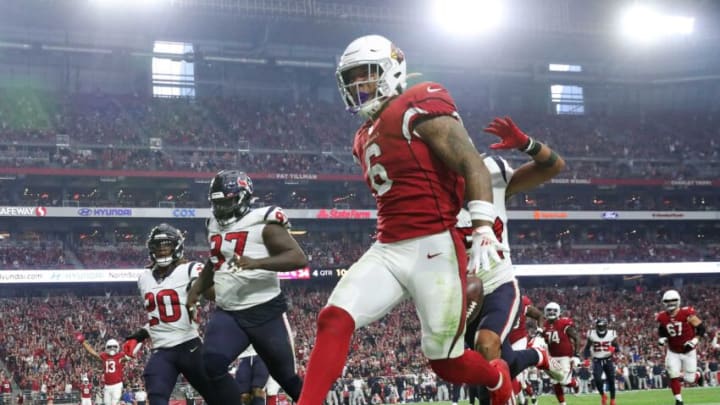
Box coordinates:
[207,206,290,311]
[137,261,204,348]
[457,156,515,294]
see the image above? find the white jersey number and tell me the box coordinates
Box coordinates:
[364,143,393,196]
[210,231,249,268]
[105,360,116,374]
[145,289,182,326]
[666,322,682,337]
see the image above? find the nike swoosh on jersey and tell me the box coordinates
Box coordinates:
[427,252,442,259]
[189,346,199,353]
[427,86,442,93]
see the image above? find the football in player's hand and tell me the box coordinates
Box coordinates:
[466,274,484,324]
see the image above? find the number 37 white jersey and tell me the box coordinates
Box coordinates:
[207,206,290,311]
[137,261,204,348]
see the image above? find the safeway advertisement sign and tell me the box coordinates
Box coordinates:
[0,206,46,216]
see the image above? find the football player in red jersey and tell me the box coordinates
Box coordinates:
[297,34,512,405]
[79,376,93,405]
[542,303,580,405]
[77,334,129,405]
[656,289,706,405]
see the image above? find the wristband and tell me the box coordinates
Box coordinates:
[521,138,542,156]
[467,200,495,223]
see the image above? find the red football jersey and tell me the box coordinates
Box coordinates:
[656,306,698,353]
[543,317,575,357]
[99,352,125,385]
[80,383,92,398]
[352,82,465,243]
[508,295,533,344]
[1,379,11,393]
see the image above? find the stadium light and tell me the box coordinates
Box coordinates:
[621,5,694,42]
[432,0,504,37]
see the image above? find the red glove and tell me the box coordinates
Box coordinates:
[483,116,531,150]
[122,339,139,357]
[74,333,85,344]
[608,345,616,354]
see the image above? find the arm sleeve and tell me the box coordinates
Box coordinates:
[403,84,460,141]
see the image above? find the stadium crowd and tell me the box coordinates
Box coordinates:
[0,283,718,403]
[1,93,718,180]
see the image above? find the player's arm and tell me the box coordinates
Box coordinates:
[582,335,592,359]
[232,223,308,272]
[712,331,720,350]
[526,305,544,325]
[79,339,103,362]
[122,326,150,358]
[415,115,506,271]
[186,259,215,316]
[415,116,493,221]
[482,117,565,197]
[657,323,669,345]
[685,314,705,349]
[566,325,580,355]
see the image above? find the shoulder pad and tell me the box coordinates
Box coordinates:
[483,155,515,185]
[245,206,290,228]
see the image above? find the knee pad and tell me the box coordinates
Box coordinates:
[683,372,697,384]
[204,352,233,379]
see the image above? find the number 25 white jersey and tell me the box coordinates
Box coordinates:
[588,329,617,359]
[207,206,290,311]
[137,261,204,348]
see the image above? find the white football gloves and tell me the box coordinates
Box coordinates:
[467,225,509,273]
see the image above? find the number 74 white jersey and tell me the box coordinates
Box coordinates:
[137,261,204,348]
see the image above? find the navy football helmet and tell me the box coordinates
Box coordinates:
[209,170,253,226]
[596,318,608,337]
[147,223,184,267]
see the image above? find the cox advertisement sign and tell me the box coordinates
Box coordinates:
[172,208,196,218]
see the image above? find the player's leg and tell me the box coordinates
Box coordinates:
[249,355,270,405]
[248,314,300,402]
[297,244,407,405]
[143,352,181,405]
[592,359,606,397]
[234,357,255,404]
[178,339,219,405]
[665,350,683,403]
[405,231,510,403]
[603,360,616,401]
[203,309,252,405]
[682,351,699,385]
[469,280,540,378]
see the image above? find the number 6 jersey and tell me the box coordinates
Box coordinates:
[137,261,204,348]
[206,206,289,311]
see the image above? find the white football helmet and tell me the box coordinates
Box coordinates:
[336,34,407,119]
[105,339,120,356]
[544,302,561,320]
[662,289,681,312]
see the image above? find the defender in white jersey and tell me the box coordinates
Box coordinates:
[459,117,566,404]
[122,223,217,405]
[583,318,619,405]
[187,170,306,405]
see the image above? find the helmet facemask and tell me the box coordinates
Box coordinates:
[211,191,251,226]
[544,302,560,320]
[596,319,608,337]
[662,290,681,312]
[336,35,407,119]
[147,224,184,268]
[105,340,119,356]
[209,170,253,226]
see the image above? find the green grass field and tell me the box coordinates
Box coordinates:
[402,387,720,405]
